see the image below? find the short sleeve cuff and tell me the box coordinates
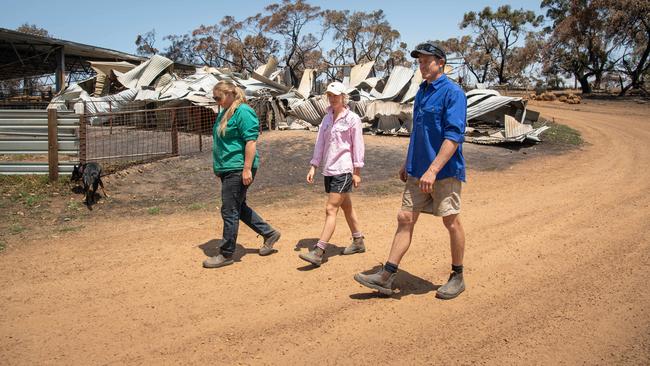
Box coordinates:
[443,132,464,143]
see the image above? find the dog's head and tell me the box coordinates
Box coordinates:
[71,164,84,182]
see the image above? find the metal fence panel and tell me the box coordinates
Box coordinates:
[0,162,76,175]
[0,109,80,175]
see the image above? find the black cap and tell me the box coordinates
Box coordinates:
[410,42,446,61]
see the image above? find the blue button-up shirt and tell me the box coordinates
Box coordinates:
[406,74,467,182]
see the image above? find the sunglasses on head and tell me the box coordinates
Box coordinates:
[416,43,446,60]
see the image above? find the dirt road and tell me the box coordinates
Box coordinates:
[1,100,648,365]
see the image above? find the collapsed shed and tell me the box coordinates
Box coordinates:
[47,52,547,146]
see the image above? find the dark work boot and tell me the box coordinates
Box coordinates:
[435,271,465,300]
[354,268,396,295]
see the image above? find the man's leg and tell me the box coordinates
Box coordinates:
[436,214,466,299]
[353,210,419,294]
[443,214,465,267]
[387,210,420,265]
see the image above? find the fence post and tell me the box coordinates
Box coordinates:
[79,102,87,164]
[171,109,179,156]
[47,108,59,181]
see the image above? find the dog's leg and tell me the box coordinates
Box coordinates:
[98,178,109,198]
[92,180,99,204]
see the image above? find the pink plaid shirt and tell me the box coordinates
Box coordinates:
[310,107,365,176]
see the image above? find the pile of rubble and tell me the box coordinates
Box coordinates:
[50,54,549,145]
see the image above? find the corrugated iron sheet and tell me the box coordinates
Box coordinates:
[0,162,76,175]
[311,96,329,117]
[89,61,136,77]
[401,69,423,103]
[186,73,218,93]
[254,56,279,78]
[116,54,173,89]
[466,89,525,121]
[0,110,80,156]
[372,66,414,101]
[349,61,375,88]
[285,96,330,126]
[363,101,412,120]
[297,69,316,98]
[357,77,380,91]
[504,115,533,138]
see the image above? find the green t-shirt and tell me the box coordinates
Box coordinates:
[212,104,260,174]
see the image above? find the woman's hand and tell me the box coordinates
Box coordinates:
[242,168,253,186]
[353,173,361,188]
[306,166,316,184]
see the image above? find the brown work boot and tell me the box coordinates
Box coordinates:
[202,254,234,269]
[259,230,281,256]
[435,272,465,300]
[342,236,366,255]
[298,246,325,266]
[354,267,396,295]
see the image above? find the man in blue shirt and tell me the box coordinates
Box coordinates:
[354,42,468,299]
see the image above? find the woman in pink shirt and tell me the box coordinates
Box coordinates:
[299,81,366,266]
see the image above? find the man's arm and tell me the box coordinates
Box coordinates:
[419,87,466,192]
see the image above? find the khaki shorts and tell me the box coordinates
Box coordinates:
[401,176,462,216]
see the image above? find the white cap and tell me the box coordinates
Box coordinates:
[325,81,347,95]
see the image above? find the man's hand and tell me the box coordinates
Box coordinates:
[399,164,408,182]
[419,168,437,193]
[306,166,316,184]
[242,168,253,186]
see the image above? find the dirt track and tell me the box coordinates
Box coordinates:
[1,100,649,365]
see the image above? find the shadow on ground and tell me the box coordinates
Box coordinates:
[349,265,439,300]
[294,237,346,271]
[198,239,258,262]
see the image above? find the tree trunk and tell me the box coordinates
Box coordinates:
[498,58,507,85]
[594,72,602,91]
[577,74,592,94]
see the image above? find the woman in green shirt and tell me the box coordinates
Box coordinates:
[203,81,281,268]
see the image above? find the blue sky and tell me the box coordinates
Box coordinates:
[2,0,546,55]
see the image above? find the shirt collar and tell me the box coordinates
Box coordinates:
[420,74,448,92]
[327,106,350,122]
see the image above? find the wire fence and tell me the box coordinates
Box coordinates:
[78,101,218,172]
[1,97,280,175]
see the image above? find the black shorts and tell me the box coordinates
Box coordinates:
[324,173,353,193]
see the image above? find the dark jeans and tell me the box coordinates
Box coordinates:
[218,170,274,257]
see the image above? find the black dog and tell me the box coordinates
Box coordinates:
[71,162,107,206]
